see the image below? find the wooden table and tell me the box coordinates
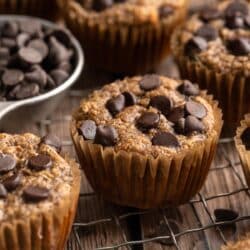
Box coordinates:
[9,0,250,249]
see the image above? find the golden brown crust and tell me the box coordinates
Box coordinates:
[221,234,250,250]
[173,0,250,76]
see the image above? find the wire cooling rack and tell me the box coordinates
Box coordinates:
[36,91,250,250]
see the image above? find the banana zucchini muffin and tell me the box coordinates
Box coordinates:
[71,75,222,208]
[59,0,187,74]
[172,0,250,135]
[0,133,81,250]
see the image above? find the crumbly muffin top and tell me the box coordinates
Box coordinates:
[71,0,186,25]
[0,133,74,223]
[174,0,250,76]
[74,75,217,158]
[221,234,250,250]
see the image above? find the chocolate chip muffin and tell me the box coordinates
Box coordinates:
[71,75,222,208]
[172,0,250,135]
[59,0,187,74]
[0,133,81,250]
[0,1,59,20]
[235,114,250,187]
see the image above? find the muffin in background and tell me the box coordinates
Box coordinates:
[58,0,188,74]
[0,0,59,20]
[172,0,250,135]
[235,114,250,187]
[0,133,81,250]
[71,75,222,209]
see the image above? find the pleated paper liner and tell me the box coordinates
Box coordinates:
[60,0,187,75]
[171,32,250,137]
[0,157,81,250]
[235,114,250,187]
[71,92,222,209]
[0,0,59,20]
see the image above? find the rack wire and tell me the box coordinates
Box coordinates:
[37,91,250,250]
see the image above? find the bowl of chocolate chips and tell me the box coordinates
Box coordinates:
[0,15,84,132]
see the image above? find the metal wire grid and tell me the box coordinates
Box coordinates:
[37,91,250,250]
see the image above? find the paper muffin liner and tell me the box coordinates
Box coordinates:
[71,93,222,209]
[235,114,250,187]
[0,157,81,250]
[60,0,187,74]
[172,34,250,136]
[0,0,59,20]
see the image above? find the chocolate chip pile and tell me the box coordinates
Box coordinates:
[78,75,209,150]
[82,0,174,18]
[0,134,62,202]
[184,0,250,57]
[0,19,75,101]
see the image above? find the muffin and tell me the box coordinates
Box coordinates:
[221,234,250,250]
[71,75,222,209]
[59,0,188,74]
[235,114,250,187]
[0,1,59,20]
[172,0,250,135]
[0,133,81,250]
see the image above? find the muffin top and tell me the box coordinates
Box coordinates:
[74,75,218,158]
[173,0,250,76]
[71,0,186,25]
[0,133,76,223]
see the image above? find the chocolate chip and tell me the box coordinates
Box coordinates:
[14,83,40,100]
[79,120,97,140]
[241,127,250,150]
[199,8,221,22]
[137,112,160,130]
[3,172,22,191]
[48,29,72,47]
[0,47,9,58]
[0,184,7,199]
[94,125,118,146]
[139,75,161,91]
[174,118,186,134]
[185,101,207,119]
[214,208,239,222]
[19,20,42,35]
[0,154,16,174]
[57,61,72,74]
[50,69,69,85]
[93,0,113,11]
[2,69,24,86]
[2,22,18,38]
[23,185,50,202]
[185,115,205,134]
[158,4,174,18]
[122,91,137,106]
[227,38,250,56]
[225,1,248,18]
[48,37,72,66]
[18,47,43,64]
[106,94,125,116]
[195,24,218,41]
[25,66,47,87]
[28,39,49,60]
[41,134,62,153]
[225,15,245,29]
[28,154,52,171]
[152,132,180,148]
[177,80,199,96]
[16,33,30,48]
[184,37,207,56]
[149,95,172,116]
[244,15,250,27]
[167,106,185,123]
[1,38,16,51]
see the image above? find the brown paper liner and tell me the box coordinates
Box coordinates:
[235,114,250,187]
[172,32,250,136]
[0,0,59,20]
[60,0,187,75]
[0,158,81,250]
[71,92,222,209]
